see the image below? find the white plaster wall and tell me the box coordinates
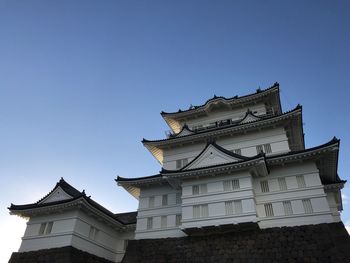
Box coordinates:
[181,171,257,229]
[253,161,336,228]
[136,184,184,239]
[19,211,78,252]
[163,127,290,170]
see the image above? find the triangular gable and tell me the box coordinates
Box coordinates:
[39,186,73,204]
[183,144,245,170]
[239,111,261,124]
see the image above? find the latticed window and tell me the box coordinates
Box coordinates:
[225,201,234,215]
[161,216,167,228]
[283,201,293,215]
[302,199,313,214]
[256,145,263,153]
[232,179,240,190]
[147,217,153,230]
[162,194,168,206]
[234,200,243,214]
[149,196,155,208]
[260,180,269,192]
[223,180,231,191]
[278,178,287,191]
[264,203,274,217]
[192,185,200,195]
[193,204,209,218]
[296,175,306,188]
[193,205,200,218]
[175,214,182,226]
[263,144,272,153]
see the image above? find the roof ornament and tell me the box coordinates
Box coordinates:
[274,82,280,86]
[189,104,195,110]
[256,87,262,93]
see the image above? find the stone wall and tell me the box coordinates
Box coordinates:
[123,223,350,263]
[9,246,113,263]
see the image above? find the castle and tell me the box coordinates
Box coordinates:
[8,83,348,262]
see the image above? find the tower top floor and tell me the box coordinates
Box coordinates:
[161,83,281,133]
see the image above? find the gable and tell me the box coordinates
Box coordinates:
[239,112,261,124]
[176,128,194,137]
[40,186,73,204]
[184,144,243,170]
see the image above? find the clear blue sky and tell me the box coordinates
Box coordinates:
[0,0,349,261]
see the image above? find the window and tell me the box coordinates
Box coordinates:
[260,180,269,193]
[256,144,272,154]
[175,214,182,226]
[148,196,155,208]
[278,178,287,191]
[176,158,188,169]
[225,201,234,215]
[192,185,199,195]
[283,201,293,215]
[234,200,243,214]
[176,192,181,204]
[146,217,153,230]
[162,194,168,206]
[161,216,167,228]
[302,199,313,214]
[232,149,242,155]
[223,179,240,191]
[192,184,207,195]
[223,180,231,191]
[256,145,263,153]
[193,205,200,218]
[263,144,272,154]
[201,204,209,217]
[264,203,274,217]
[296,175,306,188]
[89,226,99,240]
[232,179,240,190]
[193,204,209,218]
[38,222,54,235]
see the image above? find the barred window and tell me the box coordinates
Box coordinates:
[278,178,287,191]
[223,180,231,191]
[264,203,274,217]
[263,144,272,154]
[296,175,306,188]
[256,145,264,153]
[193,205,200,218]
[232,179,240,190]
[225,201,234,215]
[147,217,153,230]
[302,199,313,214]
[192,185,200,195]
[260,180,269,192]
[201,204,209,217]
[283,201,293,215]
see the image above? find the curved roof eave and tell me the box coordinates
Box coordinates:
[161,83,280,118]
